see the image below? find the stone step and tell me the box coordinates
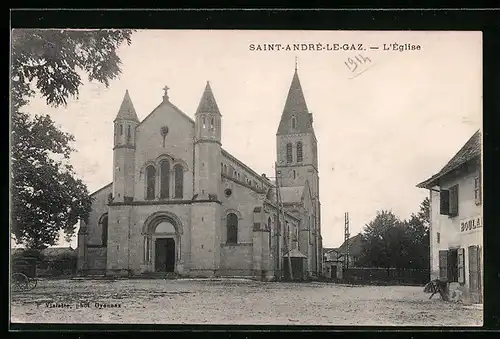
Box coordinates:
[139,272,179,279]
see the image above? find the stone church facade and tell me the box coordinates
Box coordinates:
[77,68,323,280]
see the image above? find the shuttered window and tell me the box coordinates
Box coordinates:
[439,250,448,280]
[448,249,459,282]
[474,173,482,205]
[440,190,450,215]
[458,248,465,284]
[449,185,459,217]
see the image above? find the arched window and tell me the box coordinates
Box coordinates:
[174,164,184,199]
[127,125,131,142]
[155,221,176,233]
[210,117,214,130]
[221,163,223,173]
[293,170,296,179]
[227,213,238,244]
[146,165,156,200]
[223,164,227,174]
[296,141,303,163]
[267,217,272,231]
[120,124,123,135]
[286,143,293,163]
[291,116,296,129]
[160,160,170,199]
[101,215,108,246]
[202,116,206,128]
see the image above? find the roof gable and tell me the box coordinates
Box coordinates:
[338,234,363,256]
[417,130,481,188]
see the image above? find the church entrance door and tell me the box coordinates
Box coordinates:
[155,238,175,272]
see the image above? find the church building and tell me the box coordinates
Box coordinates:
[77,68,323,280]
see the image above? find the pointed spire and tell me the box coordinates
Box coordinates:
[277,67,311,134]
[196,81,221,115]
[115,90,139,122]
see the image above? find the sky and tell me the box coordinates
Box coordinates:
[22,30,482,249]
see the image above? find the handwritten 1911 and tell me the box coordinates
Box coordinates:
[344,54,372,73]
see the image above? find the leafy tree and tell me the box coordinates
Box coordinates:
[402,197,430,269]
[357,210,407,270]
[11,29,133,249]
[357,198,431,271]
[11,29,133,108]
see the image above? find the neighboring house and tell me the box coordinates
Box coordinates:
[337,234,363,268]
[11,247,77,276]
[77,67,323,280]
[323,247,342,279]
[417,130,482,304]
[323,247,340,262]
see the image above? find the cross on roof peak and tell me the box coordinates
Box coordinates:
[163,85,170,101]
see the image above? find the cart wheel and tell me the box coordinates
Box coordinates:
[27,278,38,291]
[12,273,29,292]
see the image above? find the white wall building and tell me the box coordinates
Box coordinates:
[417,130,482,304]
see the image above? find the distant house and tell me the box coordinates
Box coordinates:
[337,233,363,268]
[417,130,482,304]
[323,247,340,262]
[11,247,77,277]
[323,247,342,279]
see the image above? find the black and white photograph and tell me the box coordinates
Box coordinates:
[10,29,483,326]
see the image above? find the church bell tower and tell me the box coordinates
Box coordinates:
[112,90,139,203]
[190,81,223,276]
[276,64,322,275]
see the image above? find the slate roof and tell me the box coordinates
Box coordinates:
[41,247,76,257]
[196,81,221,115]
[417,130,481,189]
[323,247,339,254]
[114,90,139,122]
[11,247,76,258]
[284,248,308,258]
[277,69,314,135]
[338,234,363,256]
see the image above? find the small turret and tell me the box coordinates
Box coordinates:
[195,81,221,144]
[113,90,139,203]
[114,90,139,149]
[193,81,222,200]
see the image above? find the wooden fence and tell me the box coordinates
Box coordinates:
[342,267,430,286]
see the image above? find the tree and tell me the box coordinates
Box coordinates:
[357,210,407,271]
[357,199,431,271]
[11,29,133,109]
[402,197,430,269]
[11,29,133,249]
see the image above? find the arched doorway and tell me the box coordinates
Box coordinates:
[153,221,176,272]
[143,212,183,274]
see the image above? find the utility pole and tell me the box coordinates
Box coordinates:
[275,162,293,281]
[344,212,350,270]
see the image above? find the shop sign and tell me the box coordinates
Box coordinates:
[460,216,482,233]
